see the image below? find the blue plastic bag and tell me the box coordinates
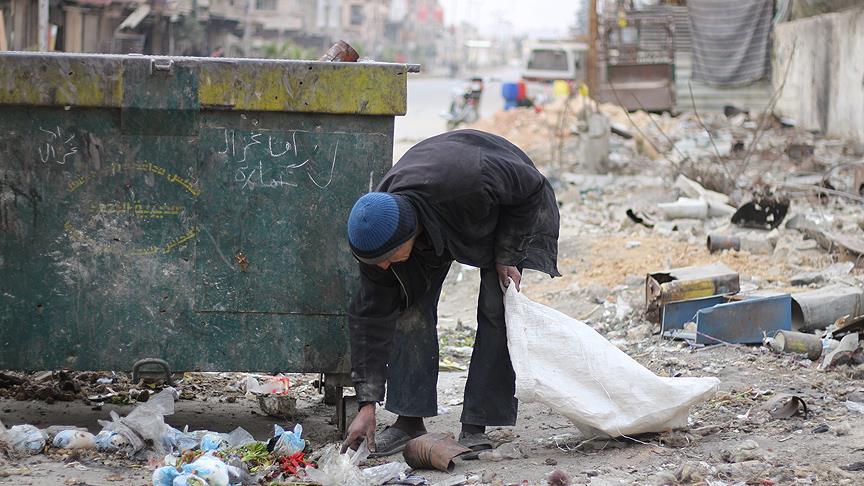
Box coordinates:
[180,454,230,486]
[272,423,304,456]
[152,465,181,486]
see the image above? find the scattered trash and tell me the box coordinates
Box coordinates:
[812,424,829,433]
[403,433,470,472]
[257,394,297,418]
[200,433,228,452]
[227,427,256,448]
[318,40,360,62]
[95,388,176,458]
[731,195,789,229]
[766,330,823,360]
[674,174,736,217]
[646,263,740,323]
[661,295,726,338]
[787,214,864,257]
[545,469,573,486]
[625,208,654,228]
[245,375,291,395]
[270,424,305,456]
[721,439,766,463]
[658,197,709,220]
[766,394,808,419]
[791,284,863,332]
[2,423,46,455]
[180,454,232,486]
[52,430,96,450]
[94,430,130,452]
[844,400,864,414]
[304,442,409,486]
[705,233,778,255]
[706,234,740,253]
[790,261,855,286]
[668,293,792,345]
[477,441,527,462]
[818,333,860,370]
[831,314,864,339]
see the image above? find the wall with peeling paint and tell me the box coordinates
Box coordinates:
[773,7,864,144]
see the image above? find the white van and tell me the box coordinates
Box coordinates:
[522,40,589,84]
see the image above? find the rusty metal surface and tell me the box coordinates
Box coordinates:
[661,295,726,336]
[0,53,401,373]
[791,284,864,332]
[707,234,741,253]
[646,263,740,323]
[597,11,676,112]
[0,52,408,116]
[695,294,792,345]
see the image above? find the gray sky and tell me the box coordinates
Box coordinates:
[439,0,581,38]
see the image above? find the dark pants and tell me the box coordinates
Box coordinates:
[384,265,518,426]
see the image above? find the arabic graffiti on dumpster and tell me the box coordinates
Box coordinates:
[216,129,339,191]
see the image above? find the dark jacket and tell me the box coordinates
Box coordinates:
[348,129,560,403]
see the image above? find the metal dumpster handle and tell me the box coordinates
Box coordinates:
[132,358,175,385]
[150,58,174,74]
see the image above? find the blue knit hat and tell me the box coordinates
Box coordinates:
[347,192,417,264]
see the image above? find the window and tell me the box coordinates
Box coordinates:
[350,4,364,26]
[256,0,277,11]
[527,49,568,71]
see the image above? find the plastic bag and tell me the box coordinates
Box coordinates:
[163,426,199,453]
[3,424,46,455]
[245,374,290,395]
[272,424,304,456]
[180,454,230,486]
[96,388,176,458]
[504,283,720,437]
[152,465,181,486]
[304,442,408,486]
[52,430,96,450]
[227,427,256,448]
[200,432,228,452]
[95,430,129,452]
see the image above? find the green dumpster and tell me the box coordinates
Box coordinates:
[0,52,408,420]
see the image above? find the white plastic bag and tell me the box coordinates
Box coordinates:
[96,388,176,458]
[304,442,408,486]
[2,424,46,455]
[504,284,720,437]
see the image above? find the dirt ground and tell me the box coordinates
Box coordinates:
[3,102,864,485]
[4,179,864,485]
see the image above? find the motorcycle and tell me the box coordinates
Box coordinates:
[440,77,484,130]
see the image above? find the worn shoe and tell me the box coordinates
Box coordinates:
[457,431,494,460]
[368,426,426,458]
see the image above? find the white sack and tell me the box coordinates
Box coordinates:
[504,284,720,437]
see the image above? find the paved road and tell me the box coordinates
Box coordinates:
[393,65,520,160]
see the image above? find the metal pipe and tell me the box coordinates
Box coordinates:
[707,234,741,253]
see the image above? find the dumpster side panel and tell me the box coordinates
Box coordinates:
[0,55,396,373]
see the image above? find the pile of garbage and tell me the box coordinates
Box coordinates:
[0,388,413,486]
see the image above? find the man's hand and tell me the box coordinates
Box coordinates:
[495,263,521,291]
[341,403,377,453]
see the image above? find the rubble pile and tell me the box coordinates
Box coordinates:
[2,94,864,485]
